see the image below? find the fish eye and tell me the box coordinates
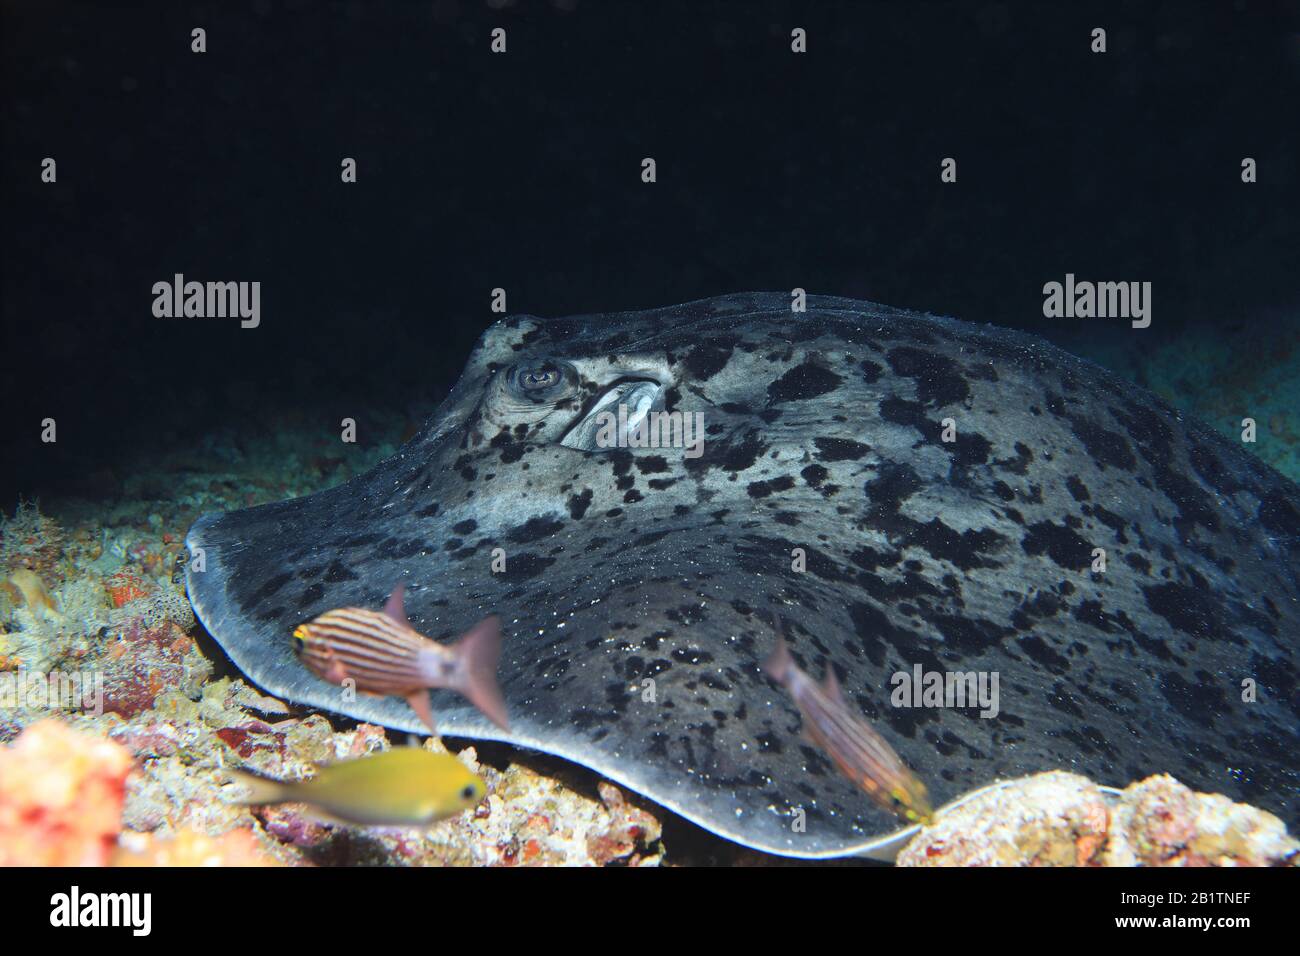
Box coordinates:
[505,360,574,402]
[460,784,479,801]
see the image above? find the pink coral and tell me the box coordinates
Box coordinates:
[0,719,133,866]
[112,827,280,867]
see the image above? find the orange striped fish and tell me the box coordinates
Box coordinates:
[292,583,508,734]
[763,638,933,826]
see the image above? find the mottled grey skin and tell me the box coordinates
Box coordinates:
[186,293,1299,858]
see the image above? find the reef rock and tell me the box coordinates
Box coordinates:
[897,771,1298,867]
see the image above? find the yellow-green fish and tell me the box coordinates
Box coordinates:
[763,638,934,826]
[230,747,486,827]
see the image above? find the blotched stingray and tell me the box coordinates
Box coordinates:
[186,293,1299,858]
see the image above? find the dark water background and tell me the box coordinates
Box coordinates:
[3,0,1298,506]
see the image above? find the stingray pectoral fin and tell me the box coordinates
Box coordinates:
[405,690,439,735]
[450,614,509,731]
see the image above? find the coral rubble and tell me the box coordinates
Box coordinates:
[897,770,1297,867]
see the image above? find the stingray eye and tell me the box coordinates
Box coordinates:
[520,366,559,389]
[506,360,575,402]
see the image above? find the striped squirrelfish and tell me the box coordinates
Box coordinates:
[292,583,508,733]
[230,747,486,827]
[763,638,934,826]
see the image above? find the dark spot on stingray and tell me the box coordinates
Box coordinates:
[683,342,733,380]
[885,346,970,407]
[813,437,870,461]
[932,613,1011,655]
[848,602,912,667]
[570,707,618,732]
[1143,581,1223,642]
[864,461,923,511]
[454,454,478,481]
[1258,490,1300,538]
[1159,671,1229,725]
[1086,504,1129,543]
[1124,552,1152,574]
[1066,476,1090,501]
[500,551,555,580]
[382,538,426,560]
[1153,469,1221,537]
[848,545,902,572]
[1021,520,1093,570]
[1056,725,1118,762]
[624,489,644,503]
[685,428,766,476]
[906,519,1006,572]
[298,583,324,607]
[747,475,796,498]
[415,503,440,518]
[567,489,592,519]
[1017,635,1070,673]
[1009,590,1065,631]
[802,464,829,488]
[881,695,938,739]
[992,480,1015,502]
[506,516,565,543]
[879,397,990,468]
[860,359,882,383]
[1111,402,1174,465]
[635,456,669,474]
[247,571,292,606]
[766,362,843,404]
[671,647,715,665]
[791,545,855,583]
[451,519,478,535]
[1064,414,1138,471]
[1046,682,1086,718]
[1189,442,1243,498]
[879,395,930,433]
[994,441,1034,476]
[1072,599,1124,634]
[324,560,358,583]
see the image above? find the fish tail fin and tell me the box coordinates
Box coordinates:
[762,637,793,684]
[451,614,509,731]
[228,768,289,807]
